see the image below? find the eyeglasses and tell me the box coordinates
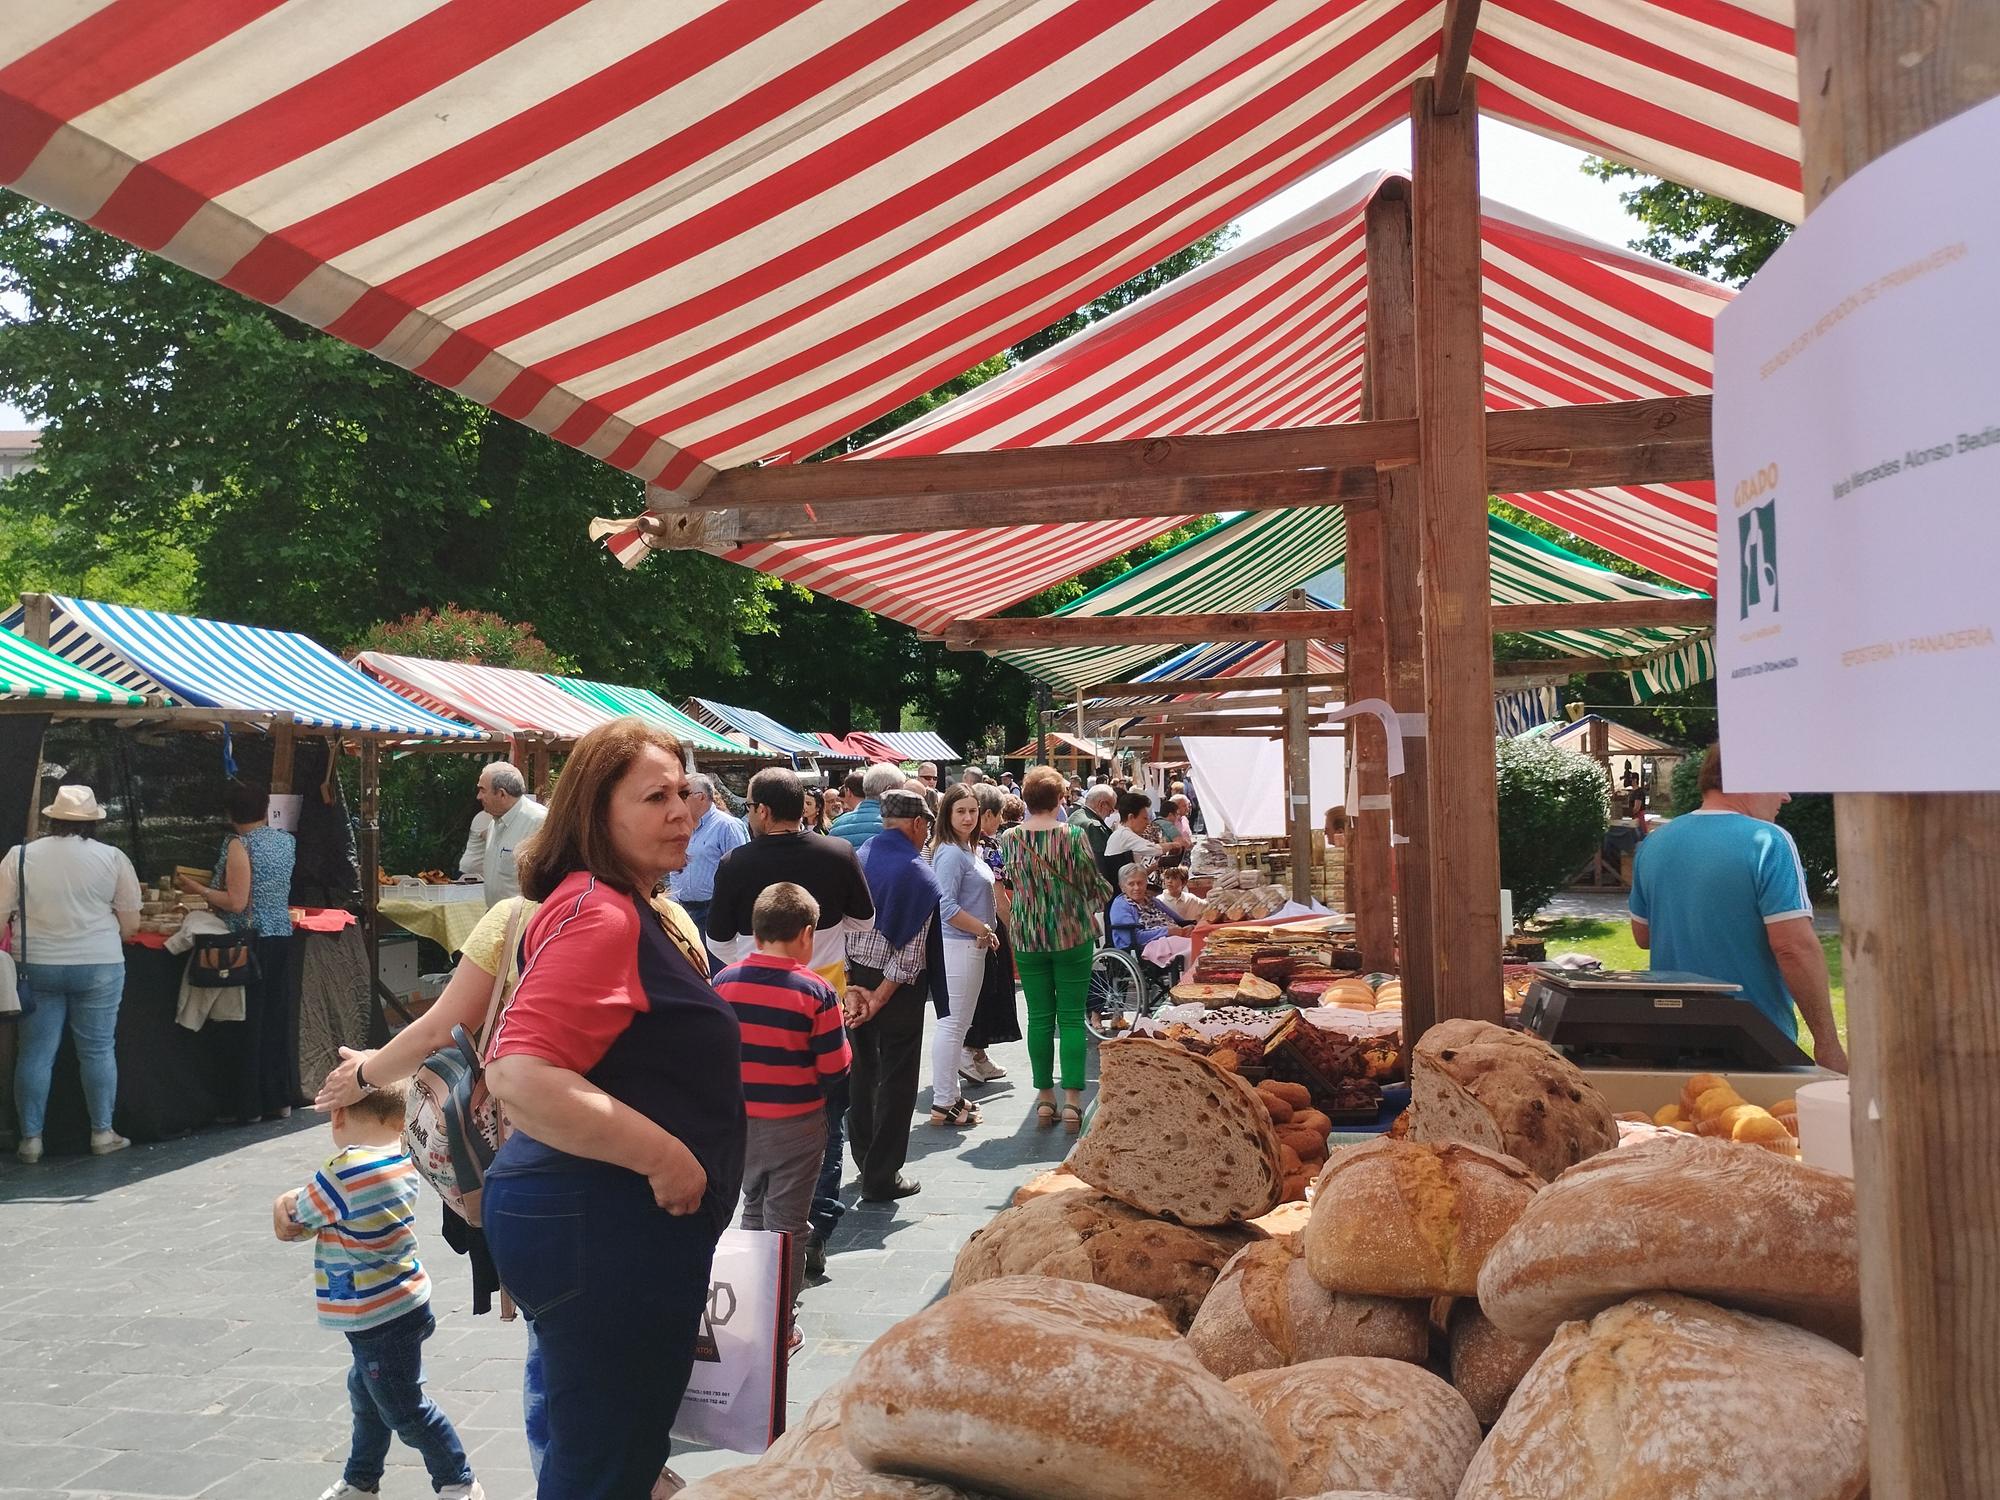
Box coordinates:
[920,775,937,783]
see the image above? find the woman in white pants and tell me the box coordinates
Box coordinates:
[927,784,999,1128]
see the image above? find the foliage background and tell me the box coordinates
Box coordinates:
[1495,738,1612,919]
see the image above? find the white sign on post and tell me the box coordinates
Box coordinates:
[1712,93,2000,792]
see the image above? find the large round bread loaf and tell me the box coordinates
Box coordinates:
[1455,1293,1868,1499]
[1225,1357,1482,1500]
[1303,1138,1539,1297]
[1186,1239,1430,1379]
[680,1464,997,1498]
[951,1190,1262,1331]
[1009,1166,1092,1206]
[1406,1020,1617,1182]
[841,1275,1285,1500]
[1475,1134,1861,1348]
[1445,1304,1546,1427]
[1068,1037,1284,1226]
[758,1382,855,1470]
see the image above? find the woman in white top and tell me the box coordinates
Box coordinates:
[1101,792,1189,886]
[1,785,142,1162]
[927,784,1000,1128]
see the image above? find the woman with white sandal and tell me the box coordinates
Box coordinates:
[926,784,1000,1128]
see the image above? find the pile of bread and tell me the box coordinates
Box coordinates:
[135,874,207,935]
[683,1026,1867,1499]
[1642,1072,1800,1156]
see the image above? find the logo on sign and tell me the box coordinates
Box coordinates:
[692,1279,737,1363]
[1738,500,1780,620]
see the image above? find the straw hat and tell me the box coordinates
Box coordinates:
[42,785,107,822]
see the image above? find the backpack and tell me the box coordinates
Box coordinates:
[404,902,526,1227]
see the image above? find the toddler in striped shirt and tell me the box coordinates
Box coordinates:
[273,1080,482,1500]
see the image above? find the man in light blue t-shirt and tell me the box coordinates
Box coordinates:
[1629,744,1847,1072]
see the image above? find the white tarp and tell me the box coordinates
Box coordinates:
[1181,733,1346,839]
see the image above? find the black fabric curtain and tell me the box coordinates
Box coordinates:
[0,713,50,852]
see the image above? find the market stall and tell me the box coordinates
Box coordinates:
[682,696,833,765]
[4,594,487,1148]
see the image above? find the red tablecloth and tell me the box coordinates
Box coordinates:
[127,907,356,948]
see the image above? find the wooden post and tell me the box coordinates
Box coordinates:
[1282,592,1314,903]
[1795,4,2000,1493]
[1367,178,1437,1034]
[22,592,52,647]
[1412,76,1502,1023]
[358,736,383,1020]
[268,712,297,796]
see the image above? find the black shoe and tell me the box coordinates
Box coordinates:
[804,1233,827,1279]
[860,1174,921,1202]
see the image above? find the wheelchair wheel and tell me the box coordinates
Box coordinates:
[1085,947,1148,1042]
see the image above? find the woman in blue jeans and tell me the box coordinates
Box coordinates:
[2,784,142,1162]
[483,720,745,1500]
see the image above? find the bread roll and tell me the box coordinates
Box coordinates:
[1186,1239,1430,1380]
[1406,1020,1617,1182]
[842,1275,1285,1500]
[1455,1294,1867,1499]
[1068,1037,1285,1226]
[1226,1357,1481,1500]
[1256,1085,1298,1125]
[1304,1138,1539,1298]
[1445,1303,1547,1427]
[1476,1134,1861,1348]
[680,1465,996,1498]
[950,1190,1261,1331]
[1263,1081,1313,1111]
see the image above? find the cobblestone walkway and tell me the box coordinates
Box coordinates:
[0,1029,1070,1498]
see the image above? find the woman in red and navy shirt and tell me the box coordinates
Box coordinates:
[483,721,745,1500]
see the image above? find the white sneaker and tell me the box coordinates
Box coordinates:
[316,1485,377,1500]
[16,1135,42,1164]
[437,1485,485,1500]
[89,1130,130,1156]
[973,1050,1007,1081]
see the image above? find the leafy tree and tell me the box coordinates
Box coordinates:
[1580,162,1790,287]
[1495,737,1611,919]
[354,606,574,674]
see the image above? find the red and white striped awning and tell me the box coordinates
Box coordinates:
[733,169,1728,629]
[354,650,614,739]
[2,3,1790,537]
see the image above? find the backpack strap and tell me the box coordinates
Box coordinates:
[474,900,529,1062]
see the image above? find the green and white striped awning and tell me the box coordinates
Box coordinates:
[1001,508,1711,698]
[545,677,777,759]
[0,628,148,706]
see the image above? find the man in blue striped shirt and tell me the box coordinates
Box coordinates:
[274,1081,482,1500]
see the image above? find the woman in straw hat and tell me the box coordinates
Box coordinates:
[0,785,143,1162]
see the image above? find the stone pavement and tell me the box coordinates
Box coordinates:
[0,1028,1079,1498]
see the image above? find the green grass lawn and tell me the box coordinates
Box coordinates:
[1530,916,1848,1051]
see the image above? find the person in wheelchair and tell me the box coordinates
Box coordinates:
[1107,864,1197,968]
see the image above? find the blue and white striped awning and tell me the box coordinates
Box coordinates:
[3,596,482,739]
[683,698,825,759]
[866,730,961,763]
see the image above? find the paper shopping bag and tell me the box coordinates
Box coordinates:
[672,1227,793,1453]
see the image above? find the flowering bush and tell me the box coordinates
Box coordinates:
[352,606,574,674]
[1496,738,1611,919]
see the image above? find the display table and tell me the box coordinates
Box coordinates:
[378,887,485,954]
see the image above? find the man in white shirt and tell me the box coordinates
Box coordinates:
[459,763,546,908]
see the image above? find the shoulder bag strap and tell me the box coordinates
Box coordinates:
[475,901,530,1061]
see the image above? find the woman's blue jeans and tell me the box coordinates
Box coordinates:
[484,1162,719,1500]
[15,961,124,1137]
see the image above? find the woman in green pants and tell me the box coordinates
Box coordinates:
[997,766,1114,1132]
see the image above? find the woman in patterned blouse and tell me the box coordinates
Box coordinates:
[996,766,1113,1132]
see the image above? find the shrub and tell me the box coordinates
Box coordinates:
[1669,751,1705,815]
[1496,739,1611,920]
[351,605,575,674]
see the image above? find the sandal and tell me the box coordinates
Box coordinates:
[1060,1104,1083,1134]
[928,1099,982,1128]
[1035,1099,1058,1128]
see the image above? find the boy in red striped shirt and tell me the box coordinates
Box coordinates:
[711,882,851,1341]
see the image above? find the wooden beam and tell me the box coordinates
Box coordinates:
[21,592,53,647]
[1081,669,1349,698]
[1367,175,1437,1042]
[947,597,1709,651]
[268,712,297,795]
[639,396,1712,545]
[1798,4,2000,1495]
[1432,0,1483,114]
[1282,598,1314,904]
[1082,688,1343,720]
[1414,74,1503,1025]
[1350,213,1397,972]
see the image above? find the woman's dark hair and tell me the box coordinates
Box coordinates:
[224,781,268,825]
[47,822,94,837]
[516,719,690,900]
[1115,791,1152,822]
[929,783,980,853]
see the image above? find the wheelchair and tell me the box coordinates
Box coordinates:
[1084,923,1183,1042]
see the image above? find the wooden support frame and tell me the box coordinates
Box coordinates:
[1414,74,1503,1023]
[1081,669,1348,698]
[1796,3,2000,1492]
[947,597,1710,651]
[1281,595,1314,904]
[1432,0,1483,114]
[636,396,1712,546]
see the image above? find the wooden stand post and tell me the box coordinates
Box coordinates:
[268,712,297,796]
[1282,593,1314,903]
[1795,4,2000,1493]
[358,736,386,1022]
[1412,77,1502,1022]
[1366,178,1437,1036]
[1350,223,1399,972]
